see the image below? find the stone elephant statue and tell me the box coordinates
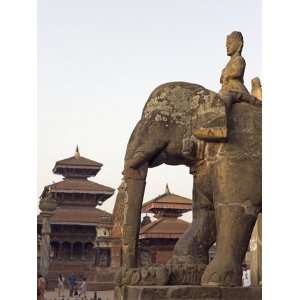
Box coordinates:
[119,81,261,287]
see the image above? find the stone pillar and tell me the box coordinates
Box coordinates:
[249,213,262,286]
[38,194,57,279]
[39,212,51,278]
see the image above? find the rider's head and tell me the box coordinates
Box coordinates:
[226,31,243,56]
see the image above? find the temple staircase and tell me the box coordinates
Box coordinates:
[46,262,116,291]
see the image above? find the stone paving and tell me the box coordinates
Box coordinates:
[45,289,114,300]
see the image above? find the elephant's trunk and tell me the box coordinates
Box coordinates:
[122,164,148,268]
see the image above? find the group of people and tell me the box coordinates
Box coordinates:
[37,272,87,299]
[58,272,87,299]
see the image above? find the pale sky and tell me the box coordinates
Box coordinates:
[38,0,261,221]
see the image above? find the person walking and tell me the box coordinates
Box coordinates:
[74,287,80,300]
[242,264,251,287]
[37,274,46,300]
[57,273,65,298]
[79,277,87,298]
[67,272,77,297]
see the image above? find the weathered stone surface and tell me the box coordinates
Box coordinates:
[112,180,127,238]
[251,77,262,101]
[143,82,228,143]
[116,263,205,287]
[169,286,221,299]
[219,31,249,97]
[220,286,261,300]
[39,193,57,278]
[191,89,227,141]
[115,31,262,288]
[116,285,262,300]
[167,263,206,285]
[115,266,170,286]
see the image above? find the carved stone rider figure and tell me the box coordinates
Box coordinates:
[219,31,250,107]
[220,31,249,95]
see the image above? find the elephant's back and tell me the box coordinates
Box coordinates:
[142,81,204,126]
[222,102,262,160]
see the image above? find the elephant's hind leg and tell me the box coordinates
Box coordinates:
[169,165,216,267]
[201,205,257,286]
[167,167,216,285]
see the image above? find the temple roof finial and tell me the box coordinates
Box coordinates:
[75,145,80,159]
[165,183,170,194]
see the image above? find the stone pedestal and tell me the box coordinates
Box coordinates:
[115,285,262,300]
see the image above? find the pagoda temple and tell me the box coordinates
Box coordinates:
[138,184,192,266]
[37,147,115,288]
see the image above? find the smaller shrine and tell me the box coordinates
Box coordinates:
[138,185,192,266]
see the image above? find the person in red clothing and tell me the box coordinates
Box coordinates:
[37,274,46,300]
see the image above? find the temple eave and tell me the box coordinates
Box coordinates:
[139,233,183,239]
[142,202,192,213]
[49,189,114,195]
[53,164,102,171]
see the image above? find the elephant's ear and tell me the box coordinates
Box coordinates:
[191,89,228,142]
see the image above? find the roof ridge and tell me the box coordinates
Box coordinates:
[142,193,166,206]
[142,192,192,207]
[140,218,164,233]
[95,207,113,216]
[37,206,113,225]
[55,155,102,166]
[174,218,190,224]
[50,178,114,188]
[72,155,98,162]
[139,217,191,235]
[40,178,114,198]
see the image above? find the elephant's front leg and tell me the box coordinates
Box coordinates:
[122,165,148,269]
[172,169,216,264]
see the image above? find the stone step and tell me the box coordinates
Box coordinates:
[115,286,262,300]
[45,262,118,291]
[49,264,92,272]
[47,280,115,291]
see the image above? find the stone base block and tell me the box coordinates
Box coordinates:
[115,285,262,300]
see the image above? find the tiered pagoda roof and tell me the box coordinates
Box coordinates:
[142,184,192,218]
[52,146,103,178]
[41,179,114,197]
[139,184,192,240]
[39,147,115,226]
[37,206,112,226]
[139,217,190,239]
